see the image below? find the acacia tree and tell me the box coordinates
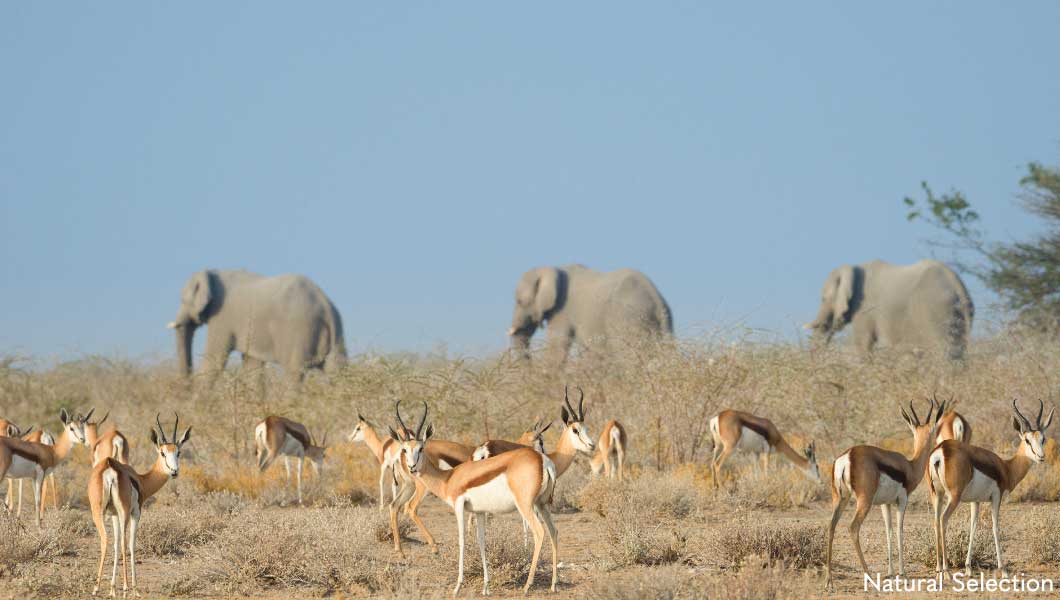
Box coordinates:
[904,161,1060,327]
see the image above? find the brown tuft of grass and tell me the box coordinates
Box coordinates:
[1029,515,1060,565]
[716,466,824,509]
[135,503,224,557]
[436,519,534,590]
[703,518,824,570]
[907,522,994,569]
[0,508,82,574]
[194,506,398,594]
[575,471,703,519]
[601,506,686,568]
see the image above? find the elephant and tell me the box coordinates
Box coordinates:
[168,270,347,391]
[805,259,974,359]
[507,264,673,364]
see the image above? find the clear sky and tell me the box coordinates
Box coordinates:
[2,3,1059,361]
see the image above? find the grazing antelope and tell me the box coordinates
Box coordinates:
[929,399,1053,578]
[6,427,61,515]
[589,419,627,480]
[825,397,945,589]
[84,411,131,466]
[0,409,88,526]
[472,419,550,461]
[89,414,191,597]
[709,409,820,488]
[349,413,474,556]
[935,400,972,444]
[254,416,328,505]
[393,401,559,596]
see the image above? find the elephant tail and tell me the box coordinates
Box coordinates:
[656,295,674,335]
[325,300,348,371]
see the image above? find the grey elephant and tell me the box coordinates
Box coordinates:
[507,264,673,363]
[168,270,347,390]
[805,259,973,359]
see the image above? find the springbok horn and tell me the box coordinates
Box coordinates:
[84,408,96,422]
[22,426,33,438]
[540,420,553,434]
[563,386,576,418]
[155,413,168,443]
[908,400,920,425]
[172,412,179,443]
[395,400,411,437]
[416,401,428,438]
[1037,399,1045,427]
[577,387,585,420]
[98,411,109,426]
[1013,399,1031,431]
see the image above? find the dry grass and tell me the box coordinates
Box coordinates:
[1029,515,1060,565]
[702,518,825,569]
[906,521,995,569]
[3,331,1060,596]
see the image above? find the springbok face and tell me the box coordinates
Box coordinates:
[306,431,328,474]
[347,416,368,443]
[899,396,946,451]
[520,419,552,454]
[391,400,432,475]
[1013,399,1054,464]
[150,413,193,477]
[803,442,821,482]
[59,408,89,445]
[560,386,595,454]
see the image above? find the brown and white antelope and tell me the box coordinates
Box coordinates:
[709,409,820,488]
[589,419,627,480]
[825,397,945,589]
[928,399,1053,579]
[3,424,60,516]
[0,409,88,526]
[89,414,191,597]
[254,415,328,505]
[935,400,972,444]
[393,401,559,596]
[84,411,131,466]
[349,412,474,556]
[472,418,550,461]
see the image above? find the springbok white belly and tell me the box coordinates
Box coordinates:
[3,454,43,479]
[872,472,906,505]
[735,427,770,454]
[279,434,305,457]
[460,473,517,514]
[959,468,999,503]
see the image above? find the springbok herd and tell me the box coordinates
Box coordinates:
[0,390,1053,596]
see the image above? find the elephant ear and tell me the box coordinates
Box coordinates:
[185,270,213,324]
[532,267,560,323]
[832,265,855,323]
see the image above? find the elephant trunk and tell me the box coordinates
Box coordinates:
[509,332,532,361]
[175,324,197,377]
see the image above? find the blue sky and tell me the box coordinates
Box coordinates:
[2,3,1059,360]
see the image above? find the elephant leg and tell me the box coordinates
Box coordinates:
[545,329,574,367]
[242,355,266,399]
[201,332,233,391]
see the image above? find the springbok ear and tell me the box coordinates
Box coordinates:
[561,406,571,425]
[388,426,402,442]
[60,408,70,425]
[1012,416,1024,434]
[1044,408,1055,431]
[424,423,434,440]
[150,429,160,445]
[178,427,192,445]
[832,265,855,322]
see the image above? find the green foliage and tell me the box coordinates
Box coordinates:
[905,161,1060,326]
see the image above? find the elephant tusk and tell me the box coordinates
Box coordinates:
[802,323,814,330]
[506,327,516,336]
[166,321,178,329]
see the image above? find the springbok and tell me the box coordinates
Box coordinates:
[472,419,550,460]
[4,425,60,515]
[709,409,820,488]
[825,397,945,589]
[929,399,1053,578]
[393,401,559,596]
[589,419,627,480]
[84,411,131,466]
[348,413,474,556]
[0,409,88,526]
[254,416,328,505]
[936,399,972,444]
[89,414,191,597]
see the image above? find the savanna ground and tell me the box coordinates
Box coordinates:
[4,333,1060,599]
